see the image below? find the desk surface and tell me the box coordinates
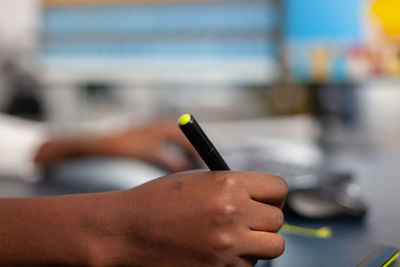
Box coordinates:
[0,143,399,266]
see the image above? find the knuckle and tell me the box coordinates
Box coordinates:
[271,208,285,231]
[221,203,238,217]
[212,232,234,251]
[214,172,238,189]
[212,203,238,226]
[270,234,285,258]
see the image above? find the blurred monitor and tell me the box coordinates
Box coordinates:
[284,0,369,83]
[41,0,281,86]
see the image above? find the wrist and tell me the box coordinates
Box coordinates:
[83,189,146,267]
[44,194,102,266]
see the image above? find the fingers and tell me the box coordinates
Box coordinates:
[239,231,285,259]
[164,127,200,160]
[173,169,208,175]
[244,200,284,232]
[151,149,192,172]
[232,171,288,207]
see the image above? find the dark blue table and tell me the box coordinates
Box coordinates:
[0,146,399,266]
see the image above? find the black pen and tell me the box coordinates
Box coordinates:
[178,114,230,171]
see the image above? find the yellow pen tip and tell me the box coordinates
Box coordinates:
[178,114,192,126]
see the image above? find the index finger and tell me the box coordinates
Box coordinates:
[232,171,288,207]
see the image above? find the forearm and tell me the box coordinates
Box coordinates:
[0,194,107,266]
[34,137,114,166]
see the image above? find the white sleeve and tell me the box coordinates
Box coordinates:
[0,114,47,182]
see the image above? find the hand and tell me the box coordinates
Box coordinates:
[105,122,199,172]
[35,122,199,172]
[93,170,288,266]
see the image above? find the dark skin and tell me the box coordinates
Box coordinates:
[0,170,287,266]
[1,123,287,266]
[34,123,199,172]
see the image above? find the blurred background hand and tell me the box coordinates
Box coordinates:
[34,122,199,173]
[105,122,199,172]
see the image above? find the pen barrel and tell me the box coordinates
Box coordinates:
[179,116,230,171]
[204,148,230,171]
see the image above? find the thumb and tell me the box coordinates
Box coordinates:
[152,148,193,173]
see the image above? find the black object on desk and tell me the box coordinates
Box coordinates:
[285,172,368,220]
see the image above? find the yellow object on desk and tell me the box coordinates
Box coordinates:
[281,224,332,239]
[383,252,399,267]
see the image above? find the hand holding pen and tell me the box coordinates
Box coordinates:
[0,114,287,266]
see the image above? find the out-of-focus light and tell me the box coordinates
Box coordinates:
[371,0,400,36]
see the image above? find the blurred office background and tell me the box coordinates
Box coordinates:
[0,0,400,150]
[0,0,398,154]
[2,0,400,261]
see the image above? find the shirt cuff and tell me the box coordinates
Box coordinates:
[0,114,47,182]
